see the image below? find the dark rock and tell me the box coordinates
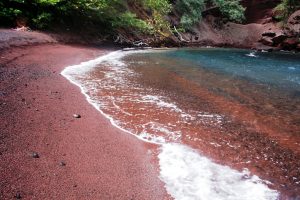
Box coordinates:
[259,36,273,46]
[32,152,39,158]
[59,161,66,166]
[281,38,299,50]
[288,10,300,35]
[73,114,81,118]
[0,91,7,97]
[15,192,22,199]
[272,34,287,45]
[262,31,276,37]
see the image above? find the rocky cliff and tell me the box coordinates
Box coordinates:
[125,0,299,51]
[175,0,300,51]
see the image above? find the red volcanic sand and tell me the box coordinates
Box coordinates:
[0,44,170,199]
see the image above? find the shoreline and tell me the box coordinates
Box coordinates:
[73,48,298,199]
[0,44,170,199]
[67,48,295,199]
[61,51,163,145]
[0,28,298,199]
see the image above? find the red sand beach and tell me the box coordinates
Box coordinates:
[0,35,170,199]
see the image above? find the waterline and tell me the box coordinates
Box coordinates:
[61,49,279,200]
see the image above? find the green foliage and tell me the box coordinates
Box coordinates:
[0,2,22,26]
[176,0,245,30]
[0,0,246,37]
[0,7,22,19]
[113,12,153,33]
[36,0,61,5]
[215,0,245,23]
[274,0,300,22]
[176,0,205,30]
[144,0,172,15]
[143,0,172,36]
[0,0,152,34]
[32,12,52,29]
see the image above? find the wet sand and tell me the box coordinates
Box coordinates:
[0,44,170,199]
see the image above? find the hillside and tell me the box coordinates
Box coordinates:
[0,0,299,50]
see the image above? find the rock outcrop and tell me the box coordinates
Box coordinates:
[124,0,299,50]
[167,0,299,50]
[287,10,300,36]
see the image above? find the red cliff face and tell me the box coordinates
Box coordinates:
[176,0,299,51]
[124,0,298,50]
[242,0,281,23]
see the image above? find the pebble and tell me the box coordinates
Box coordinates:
[59,161,66,166]
[73,114,81,118]
[32,152,39,158]
[15,192,21,199]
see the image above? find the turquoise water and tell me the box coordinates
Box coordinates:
[126,48,300,138]
[161,48,300,88]
[124,48,300,196]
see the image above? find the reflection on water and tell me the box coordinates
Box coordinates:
[62,48,300,199]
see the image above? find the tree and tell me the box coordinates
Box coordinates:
[214,0,245,23]
[176,0,205,30]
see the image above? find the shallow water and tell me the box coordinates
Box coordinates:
[62,48,300,199]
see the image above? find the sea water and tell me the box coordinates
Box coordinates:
[62,48,300,199]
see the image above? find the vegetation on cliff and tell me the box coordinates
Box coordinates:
[273,0,300,22]
[0,0,298,45]
[0,0,244,37]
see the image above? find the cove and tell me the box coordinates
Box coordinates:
[62,48,300,199]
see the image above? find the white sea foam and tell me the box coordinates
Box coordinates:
[62,50,280,200]
[159,143,279,200]
[246,52,258,58]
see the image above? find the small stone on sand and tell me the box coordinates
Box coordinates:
[59,161,66,166]
[73,114,81,118]
[32,152,39,158]
[15,192,21,199]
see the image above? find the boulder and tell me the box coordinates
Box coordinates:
[288,10,300,35]
[262,31,276,37]
[272,33,287,45]
[280,38,299,50]
[259,36,273,46]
